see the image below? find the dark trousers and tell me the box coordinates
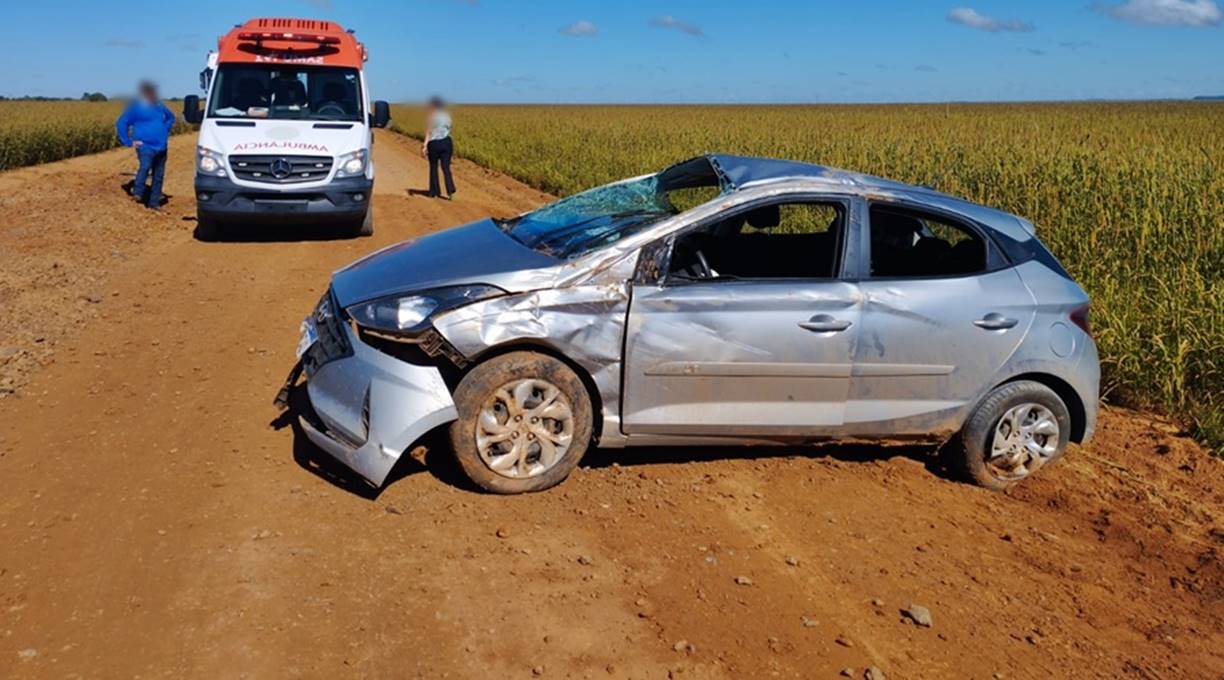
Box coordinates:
[133,145,167,207]
[427,137,455,197]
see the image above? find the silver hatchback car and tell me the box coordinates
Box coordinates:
[280,155,1098,494]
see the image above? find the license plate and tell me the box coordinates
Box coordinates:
[254,200,307,213]
[296,317,319,359]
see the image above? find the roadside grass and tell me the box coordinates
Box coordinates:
[392,102,1224,452]
[0,101,189,171]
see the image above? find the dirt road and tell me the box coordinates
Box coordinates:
[0,132,1220,679]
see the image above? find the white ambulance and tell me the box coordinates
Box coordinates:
[183,18,390,238]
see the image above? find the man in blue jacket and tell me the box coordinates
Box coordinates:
[115,81,176,210]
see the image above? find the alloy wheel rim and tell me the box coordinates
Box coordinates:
[986,403,1060,482]
[476,378,575,479]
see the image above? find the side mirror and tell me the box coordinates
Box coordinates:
[370,100,391,129]
[183,95,204,125]
[199,67,214,92]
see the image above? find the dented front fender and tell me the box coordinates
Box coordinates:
[431,282,632,444]
[302,322,458,486]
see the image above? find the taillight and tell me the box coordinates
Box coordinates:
[1069,304,1091,337]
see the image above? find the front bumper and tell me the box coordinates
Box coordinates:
[298,318,458,486]
[196,174,372,225]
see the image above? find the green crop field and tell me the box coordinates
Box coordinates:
[393,102,1224,449]
[0,100,188,171]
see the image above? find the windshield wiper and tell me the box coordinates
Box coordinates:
[606,209,671,219]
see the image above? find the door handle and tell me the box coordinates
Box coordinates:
[799,314,852,333]
[974,313,1018,330]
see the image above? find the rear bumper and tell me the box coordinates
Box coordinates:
[299,320,458,486]
[1075,338,1101,444]
[196,174,372,225]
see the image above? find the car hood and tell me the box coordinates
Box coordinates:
[330,218,560,306]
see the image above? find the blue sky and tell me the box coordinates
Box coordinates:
[2,0,1221,102]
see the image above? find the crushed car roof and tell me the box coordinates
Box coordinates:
[661,154,1035,242]
[705,153,926,194]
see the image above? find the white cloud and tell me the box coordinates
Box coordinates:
[559,20,598,37]
[1094,0,1221,27]
[650,15,704,37]
[947,7,1035,32]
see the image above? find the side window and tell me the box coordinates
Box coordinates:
[869,205,987,278]
[742,203,841,236]
[668,201,844,280]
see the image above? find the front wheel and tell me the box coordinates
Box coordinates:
[348,210,373,237]
[195,211,226,241]
[449,352,593,494]
[950,380,1071,491]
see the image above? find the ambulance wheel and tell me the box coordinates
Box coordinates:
[195,212,226,241]
[350,210,373,237]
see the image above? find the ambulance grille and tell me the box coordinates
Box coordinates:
[229,155,334,184]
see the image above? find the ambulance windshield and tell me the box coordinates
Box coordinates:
[207,65,362,122]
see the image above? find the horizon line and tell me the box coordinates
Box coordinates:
[4,94,1222,106]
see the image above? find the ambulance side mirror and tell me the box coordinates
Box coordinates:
[370,101,390,129]
[183,95,204,125]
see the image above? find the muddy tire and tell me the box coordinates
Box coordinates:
[195,212,226,241]
[951,380,1072,492]
[449,351,593,494]
[350,210,373,237]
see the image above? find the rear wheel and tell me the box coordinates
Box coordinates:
[449,352,593,494]
[951,380,1071,491]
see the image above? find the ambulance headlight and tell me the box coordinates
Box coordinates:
[336,150,367,177]
[197,146,226,177]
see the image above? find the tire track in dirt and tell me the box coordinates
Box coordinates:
[0,132,1221,679]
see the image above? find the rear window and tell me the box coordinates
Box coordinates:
[868,205,987,278]
[992,228,1073,280]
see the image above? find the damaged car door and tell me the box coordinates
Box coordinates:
[844,203,1037,433]
[622,198,861,436]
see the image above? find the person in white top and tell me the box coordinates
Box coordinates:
[422,96,456,199]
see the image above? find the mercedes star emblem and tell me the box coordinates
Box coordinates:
[270,158,293,179]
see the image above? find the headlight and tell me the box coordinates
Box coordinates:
[335,150,366,178]
[346,285,504,335]
[197,146,226,177]
[352,295,438,331]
